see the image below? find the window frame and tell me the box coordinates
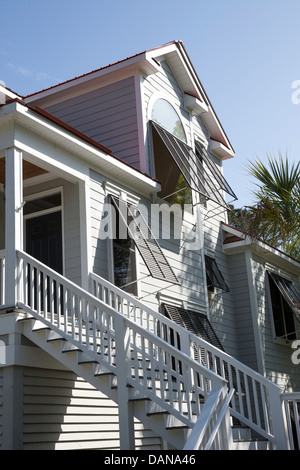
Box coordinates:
[104,186,139,296]
[23,187,65,275]
[105,181,180,294]
[267,271,300,344]
[151,97,187,143]
[205,255,230,293]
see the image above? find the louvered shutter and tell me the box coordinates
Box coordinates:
[162,304,236,386]
[163,304,224,351]
[110,196,180,285]
[268,271,300,323]
[151,121,231,208]
[195,141,237,200]
[205,255,230,292]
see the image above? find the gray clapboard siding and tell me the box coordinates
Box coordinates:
[193,114,210,146]
[251,254,300,391]
[202,197,238,357]
[22,367,161,450]
[0,195,4,250]
[45,77,141,169]
[136,198,207,310]
[0,369,2,448]
[89,170,109,280]
[226,252,258,370]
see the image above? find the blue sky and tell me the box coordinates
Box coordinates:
[1,0,300,208]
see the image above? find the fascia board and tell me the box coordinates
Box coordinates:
[223,236,300,274]
[5,102,161,195]
[210,140,235,160]
[154,43,235,157]
[185,94,208,115]
[0,84,22,103]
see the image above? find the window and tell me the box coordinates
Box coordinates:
[267,271,300,341]
[113,204,137,295]
[110,195,179,287]
[205,255,230,293]
[151,100,192,207]
[150,104,235,209]
[152,98,187,142]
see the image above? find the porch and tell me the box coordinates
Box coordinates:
[0,146,87,309]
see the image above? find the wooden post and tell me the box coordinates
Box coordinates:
[5,147,23,308]
[268,385,289,450]
[2,365,24,449]
[114,314,135,450]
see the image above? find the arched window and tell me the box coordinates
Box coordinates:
[151,98,186,142]
[150,99,191,207]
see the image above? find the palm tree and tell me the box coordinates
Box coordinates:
[228,153,300,260]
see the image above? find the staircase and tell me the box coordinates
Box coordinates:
[12,250,291,450]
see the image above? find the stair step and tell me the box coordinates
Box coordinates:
[47,330,65,342]
[93,363,114,377]
[146,401,168,416]
[61,341,81,353]
[31,320,50,332]
[165,413,190,429]
[77,351,98,364]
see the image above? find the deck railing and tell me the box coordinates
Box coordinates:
[0,250,5,307]
[281,393,300,450]
[0,249,294,449]
[184,386,235,450]
[16,250,228,436]
[89,271,288,449]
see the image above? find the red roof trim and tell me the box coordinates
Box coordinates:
[222,222,300,265]
[30,105,159,183]
[23,41,178,100]
[2,99,159,184]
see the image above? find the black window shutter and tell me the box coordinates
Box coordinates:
[163,303,224,351]
[195,140,237,200]
[205,255,230,292]
[268,271,300,322]
[151,121,231,208]
[110,195,180,285]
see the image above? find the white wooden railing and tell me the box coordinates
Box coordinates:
[184,386,235,450]
[281,393,300,450]
[0,249,294,449]
[15,250,228,438]
[0,250,5,307]
[89,271,288,449]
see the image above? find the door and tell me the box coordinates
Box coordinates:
[26,211,63,274]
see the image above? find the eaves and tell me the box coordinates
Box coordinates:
[0,100,161,197]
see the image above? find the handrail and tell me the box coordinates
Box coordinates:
[0,250,5,307]
[281,393,300,450]
[184,386,234,450]
[16,249,227,430]
[89,270,287,448]
[204,388,235,450]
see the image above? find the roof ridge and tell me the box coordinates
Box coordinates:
[23,41,179,100]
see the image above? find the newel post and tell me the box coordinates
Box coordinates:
[268,385,289,450]
[5,147,23,308]
[114,314,135,450]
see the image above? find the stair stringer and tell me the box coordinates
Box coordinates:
[20,315,187,449]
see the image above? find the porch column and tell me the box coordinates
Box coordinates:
[5,147,23,308]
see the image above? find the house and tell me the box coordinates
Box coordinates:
[0,40,299,450]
